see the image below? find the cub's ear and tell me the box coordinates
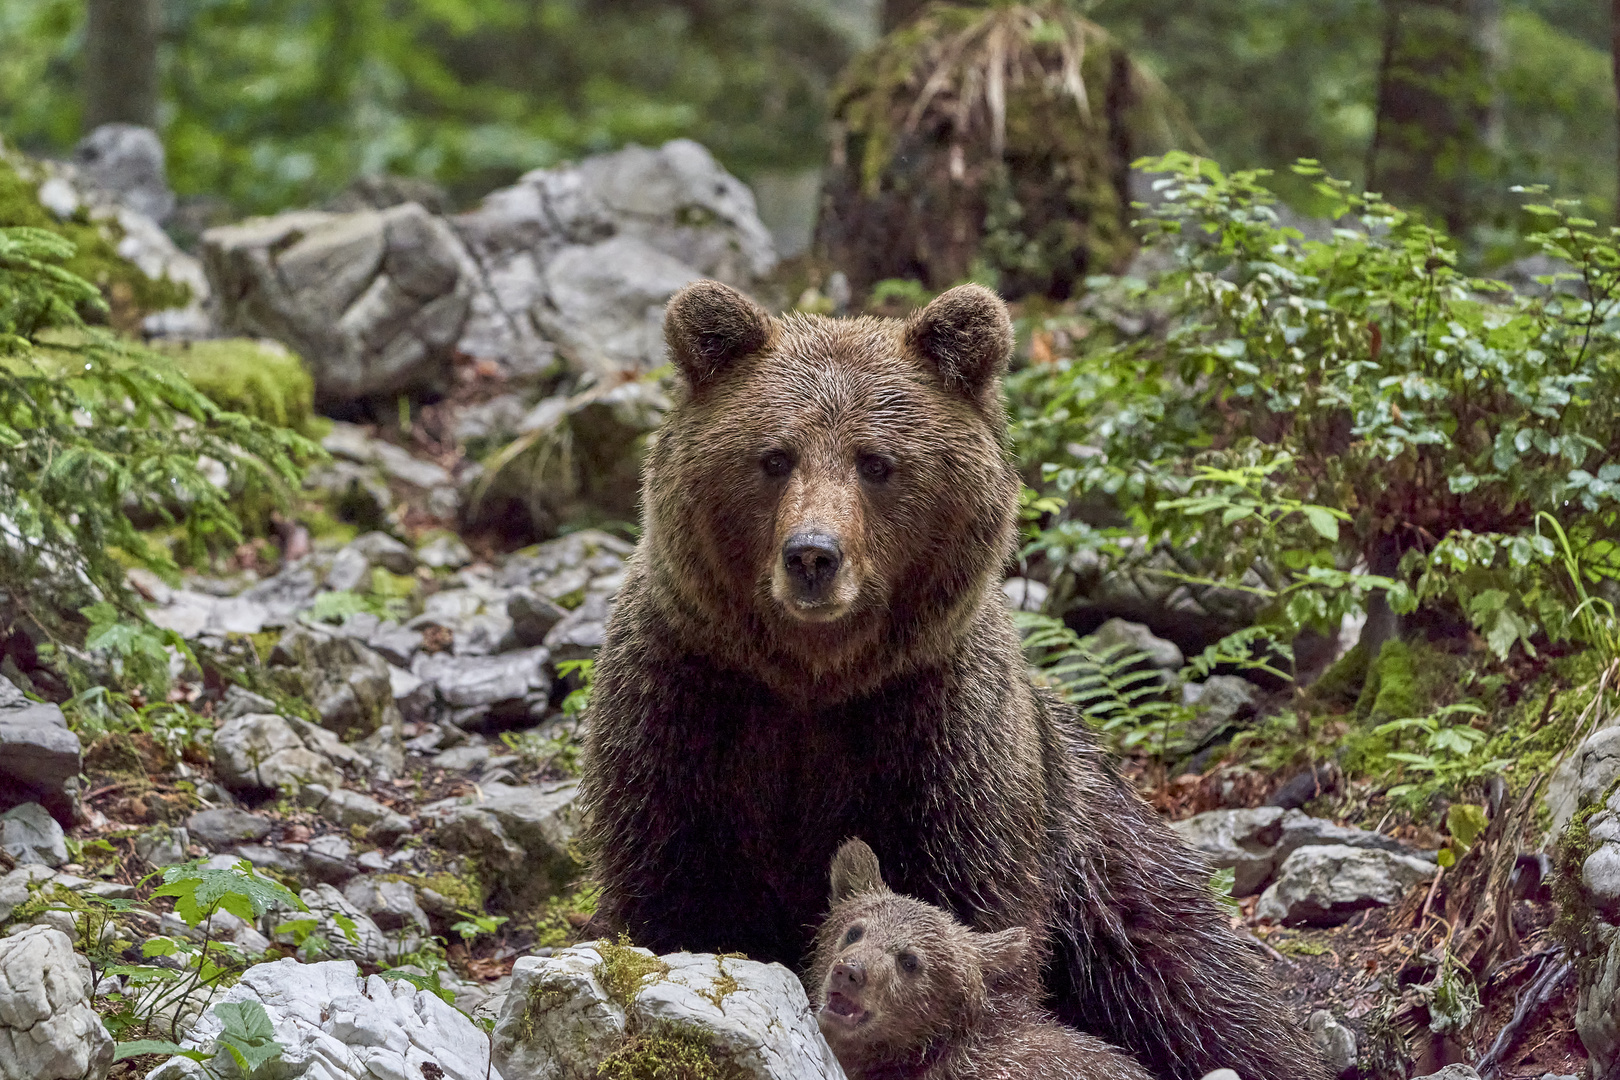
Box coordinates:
[829,838,887,905]
[903,284,1012,398]
[976,927,1031,989]
[664,280,773,388]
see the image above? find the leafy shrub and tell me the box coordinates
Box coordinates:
[1015,152,1620,660]
[0,225,314,685]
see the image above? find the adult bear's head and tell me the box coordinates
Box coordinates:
[642,280,1020,701]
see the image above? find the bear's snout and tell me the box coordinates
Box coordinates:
[830,957,867,991]
[783,532,843,596]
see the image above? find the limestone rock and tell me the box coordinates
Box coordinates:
[1,803,67,868]
[270,626,400,741]
[422,781,580,899]
[145,958,499,1080]
[72,124,173,222]
[411,646,551,727]
[492,943,840,1080]
[0,675,80,825]
[1307,1009,1357,1078]
[1169,807,1287,897]
[341,877,429,934]
[1087,617,1183,670]
[1578,922,1620,1080]
[185,808,271,850]
[213,713,341,796]
[1547,726,1620,839]
[202,202,473,404]
[293,885,392,966]
[301,785,413,845]
[0,925,114,1080]
[1256,844,1438,927]
[534,235,699,381]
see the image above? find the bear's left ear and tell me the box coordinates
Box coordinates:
[903,284,1012,399]
[976,927,1031,989]
[828,838,888,905]
[664,280,774,389]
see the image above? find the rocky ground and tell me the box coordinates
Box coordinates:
[0,125,1617,1080]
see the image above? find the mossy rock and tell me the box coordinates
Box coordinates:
[154,338,316,433]
[1354,639,1441,725]
[597,1023,747,1080]
[1306,642,1370,707]
[0,155,191,328]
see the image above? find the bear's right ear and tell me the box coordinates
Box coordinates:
[829,838,887,905]
[976,927,1031,989]
[664,280,773,388]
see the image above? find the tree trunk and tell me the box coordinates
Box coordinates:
[1368,0,1497,234]
[882,0,931,33]
[1613,0,1620,220]
[84,0,161,131]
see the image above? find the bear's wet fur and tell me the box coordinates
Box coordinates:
[810,839,1155,1080]
[581,279,1326,1080]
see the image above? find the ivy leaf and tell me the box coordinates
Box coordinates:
[213,1001,283,1075]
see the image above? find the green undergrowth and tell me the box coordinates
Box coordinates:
[154,339,316,434]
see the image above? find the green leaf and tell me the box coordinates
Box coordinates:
[381,967,458,1005]
[151,860,303,927]
[213,1000,283,1075]
[1437,848,1456,869]
[1446,803,1489,850]
[114,1040,206,1063]
[1301,506,1339,542]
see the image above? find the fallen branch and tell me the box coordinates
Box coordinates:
[1475,950,1574,1080]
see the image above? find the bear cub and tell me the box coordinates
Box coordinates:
[811,839,1154,1080]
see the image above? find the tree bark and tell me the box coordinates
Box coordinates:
[882,0,931,34]
[84,0,161,131]
[1613,0,1620,220]
[1368,0,1497,233]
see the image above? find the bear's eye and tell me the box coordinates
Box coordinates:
[760,450,794,478]
[857,453,894,484]
[897,951,920,974]
[844,925,864,946]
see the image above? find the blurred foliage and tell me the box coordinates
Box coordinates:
[0,0,857,214]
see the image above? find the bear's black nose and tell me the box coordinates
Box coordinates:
[830,959,866,990]
[783,532,842,595]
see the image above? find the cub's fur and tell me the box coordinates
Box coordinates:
[811,839,1154,1080]
[582,280,1325,1080]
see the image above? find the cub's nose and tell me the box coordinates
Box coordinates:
[830,959,866,990]
[783,532,842,595]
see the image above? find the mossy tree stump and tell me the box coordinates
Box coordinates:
[814,0,1188,301]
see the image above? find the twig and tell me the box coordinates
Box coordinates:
[1475,951,1574,1080]
[1238,926,1290,965]
[1418,863,1444,927]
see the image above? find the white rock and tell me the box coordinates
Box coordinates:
[1086,618,1183,670]
[1169,807,1286,896]
[213,713,341,795]
[1308,1009,1357,1077]
[1578,922,1620,1080]
[1,803,68,868]
[1256,844,1438,927]
[146,958,500,1080]
[0,925,114,1080]
[1546,725,1620,838]
[492,943,842,1080]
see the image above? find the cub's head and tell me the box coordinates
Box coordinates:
[646,280,1020,695]
[808,839,1031,1073]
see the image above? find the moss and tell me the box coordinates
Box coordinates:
[420,869,484,913]
[696,957,739,1009]
[1306,643,1370,707]
[1549,785,1614,951]
[153,339,315,433]
[534,882,602,949]
[596,934,671,1010]
[1356,639,1427,723]
[0,156,191,327]
[596,1023,747,1080]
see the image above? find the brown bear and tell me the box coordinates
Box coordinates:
[810,838,1154,1080]
[580,279,1325,1080]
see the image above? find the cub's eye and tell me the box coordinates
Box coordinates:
[844,925,864,946]
[898,951,920,974]
[761,450,793,478]
[857,453,894,484]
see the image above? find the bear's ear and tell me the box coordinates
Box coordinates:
[903,284,1012,398]
[664,280,773,388]
[976,927,1031,989]
[828,838,887,904]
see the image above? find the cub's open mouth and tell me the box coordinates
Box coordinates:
[820,991,868,1027]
